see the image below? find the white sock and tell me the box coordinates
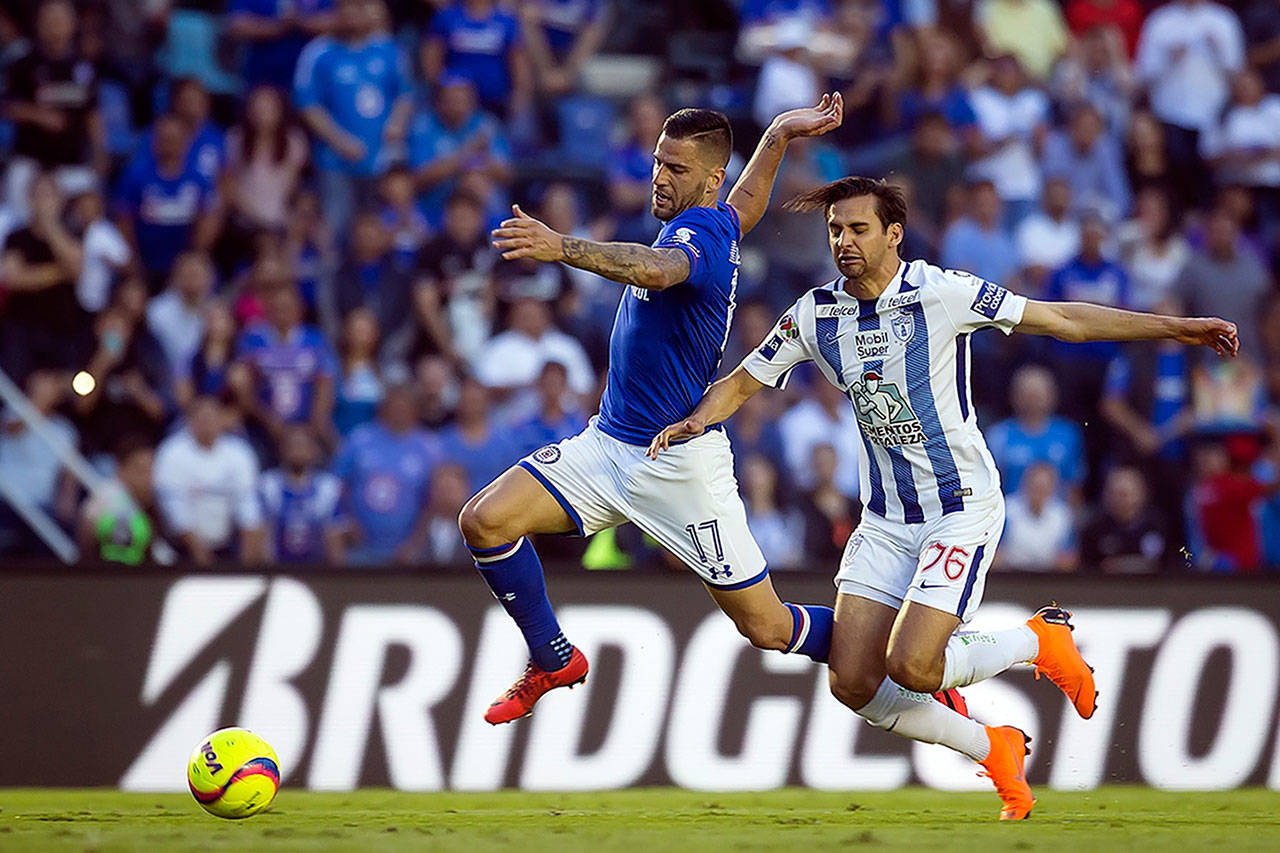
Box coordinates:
[857,677,990,761]
[940,626,1038,691]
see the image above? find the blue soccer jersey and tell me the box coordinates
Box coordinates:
[596,202,741,445]
[112,155,214,275]
[237,322,338,424]
[333,422,438,558]
[259,468,342,562]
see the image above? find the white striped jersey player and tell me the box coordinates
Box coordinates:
[741,259,1028,620]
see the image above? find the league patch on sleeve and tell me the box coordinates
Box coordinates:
[970,280,1008,320]
[778,313,799,339]
[759,335,783,360]
[663,226,700,258]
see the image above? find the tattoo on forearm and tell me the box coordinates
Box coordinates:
[561,237,688,288]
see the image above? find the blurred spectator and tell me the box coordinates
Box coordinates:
[608,93,663,245]
[797,442,857,565]
[3,0,104,220]
[977,0,1069,81]
[1173,207,1271,358]
[166,77,226,185]
[512,360,584,458]
[1014,176,1081,293]
[1201,70,1280,233]
[1124,109,1177,204]
[1051,22,1135,136]
[78,435,158,565]
[724,391,788,490]
[234,280,338,449]
[409,75,513,228]
[227,0,335,90]
[421,461,471,566]
[283,188,336,317]
[472,297,594,396]
[414,353,460,429]
[519,0,609,98]
[403,189,495,366]
[778,377,861,499]
[335,210,412,339]
[495,249,571,310]
[752,19,822,131]
[154,394,266,566]
[997,462,1077,571]
[438,376,518,491]
[377,164,431,271]
[258,424,344,564]
[112,113,219,292]
[736,0,835,66]
[294,0,413,235]
[897,30,977,140]
[1115,186,1188,309]
[1080,466,1166,573]
[334,307,385,436]
[332,383,438,566]
[0,368,78,554]
[885,112,966,256]
[74,276,170,456]
[176,300,240,411]
[987,365,1085,498]
[147,251,216,378]
[1065,0,1144,57]
[940,180,1019,287]
[1241,0,1280,93]
[0,173,89,381]
[223,85,310,243]
[1042,103,1131,222]
[68,188,130,315]
[741,453,803,570]
[1135,0,1245,208]
[1185,436,1269,572]
[968,55,1050,227]
[422,0,531,118]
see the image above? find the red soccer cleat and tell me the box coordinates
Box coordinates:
[484,647,589,725]
[934,687,970,717]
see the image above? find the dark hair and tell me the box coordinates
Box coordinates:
[661,108,732,168]
[783,176,908,230]
[239,84,291,165]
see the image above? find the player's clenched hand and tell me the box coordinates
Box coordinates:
[770,92,844,142]
[1175,317,1239,358]
[646,416,707,459]
[491,204,565,262]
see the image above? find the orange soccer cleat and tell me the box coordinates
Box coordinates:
[1026,605,1097,719]
[934,687,970,718]
[979,725,1035,820]
[484,647,589,725]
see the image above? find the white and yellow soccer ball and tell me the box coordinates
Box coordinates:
[187,728,280,819]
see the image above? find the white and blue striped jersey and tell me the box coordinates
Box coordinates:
[741,260,1027,524]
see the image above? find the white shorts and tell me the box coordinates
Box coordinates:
[519,417,768,590]
[834,495,1005,623]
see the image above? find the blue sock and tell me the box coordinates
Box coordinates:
[784,603,834,663]
[471,537,573,672]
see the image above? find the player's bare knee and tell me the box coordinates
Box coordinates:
[458,493,517,549]
[828,667,879,711]
[885,649,942,694]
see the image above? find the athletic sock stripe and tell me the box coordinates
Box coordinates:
[471,537,526,564]
[786,604,811,653]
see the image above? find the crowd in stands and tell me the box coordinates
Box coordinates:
[0,0,1278,573]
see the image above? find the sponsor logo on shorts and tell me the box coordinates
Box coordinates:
[970,281,1008,320]
[534,445,561,464]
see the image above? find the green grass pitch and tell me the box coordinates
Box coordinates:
[2,788,1278,851]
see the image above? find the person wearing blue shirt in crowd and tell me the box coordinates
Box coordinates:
[235,276,339,454]
[112,113,219,292]
[422,0,531,117]
[739,0,833,26]
[439,376,519,492]
[294,0,413,234]
[987,365,1086,501]
[227,0,335,90]
[259,424,345,564]
[940,180,1019,287]
[608,93,664,244]
[136,78,228,186]
[332,383,439,565]
[408,75,513,228]
[512,360,585,459]
[519,0,608,97]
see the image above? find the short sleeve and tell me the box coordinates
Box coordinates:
[740,301,813,390]
[653,210,720,288]
[293,40,327,109]
[935,269,1027,335]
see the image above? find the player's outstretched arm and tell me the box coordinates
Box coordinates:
[727,93,844,237]
[1017,300,1239,357]
[491,204,690,290]
[646,366,767,459]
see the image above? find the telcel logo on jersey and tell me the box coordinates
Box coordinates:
[854,329,891,360]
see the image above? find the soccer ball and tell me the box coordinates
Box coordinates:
[187,728,280,819]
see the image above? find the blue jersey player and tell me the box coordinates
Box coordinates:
[461,96,846,724]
